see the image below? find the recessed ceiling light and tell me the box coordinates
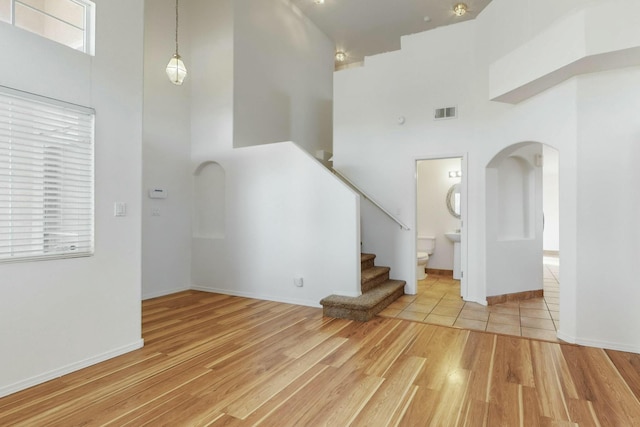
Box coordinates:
[314,0,325,4]
[453,3,468,16]
[335,51,346,62]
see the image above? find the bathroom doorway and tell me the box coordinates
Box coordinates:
[415,156,465,300]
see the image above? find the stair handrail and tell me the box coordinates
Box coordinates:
[333,168,410,231]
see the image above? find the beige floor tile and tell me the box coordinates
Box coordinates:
[396,295,417,303]
[521,327,558,342]
[377,307,402,317]
[415,298,441,308]
[454,318,487,331]
[489,305,519,316]
[486,323,521,336]
[397,311,428,322]
[520,316,556,331]
[405,260,561,340]
[488,313,520,326]
[459,309,490,322]
[431,288,454,296]
[520,308,551,319]
[463,302,489,312]
[431,305,462,317]
[424,314,457,327]
[502,300,521,307]
[405,302,436,314]
[519,299,548,309]
[421,291,446,299]
[437,298,465,309]
[388,300,412,310]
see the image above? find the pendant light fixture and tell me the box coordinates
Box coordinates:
[166,0,187,85]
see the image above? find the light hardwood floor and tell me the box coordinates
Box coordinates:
[1,291,640,426]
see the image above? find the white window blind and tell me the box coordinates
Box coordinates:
[0,86,94,262]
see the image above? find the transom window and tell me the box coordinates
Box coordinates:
[0,86,95,263]
[0,0,95,54]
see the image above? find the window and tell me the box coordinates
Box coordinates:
[0,0,95,54]
[0,86,95,262]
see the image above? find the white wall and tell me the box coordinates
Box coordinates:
[334,0,640,352]
[185,0,358,304]
[192,142,361,304]
[574,67,640,351]
[0,0,144,396]
[543,145,560,252]
[142,0,193,299]
[335,20,481,301]
[232,0,334,154]
[416,158,462,270]
[189,0,234,159]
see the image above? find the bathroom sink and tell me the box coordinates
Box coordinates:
[445,232,462,279]
[445,232,460,242]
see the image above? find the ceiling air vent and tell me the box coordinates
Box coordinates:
[434,106,457,120]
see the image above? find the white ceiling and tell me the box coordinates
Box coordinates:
[292,0,493,69]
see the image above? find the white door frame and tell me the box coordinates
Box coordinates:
[412,153,468,299]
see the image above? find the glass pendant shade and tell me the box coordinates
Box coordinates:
[166,53,187,85]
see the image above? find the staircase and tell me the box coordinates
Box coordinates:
[320,253,405,322]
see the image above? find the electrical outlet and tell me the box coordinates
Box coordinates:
[294,277,303,287]
[151,208,161,216]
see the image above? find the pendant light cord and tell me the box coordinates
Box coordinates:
[175,0,179,55]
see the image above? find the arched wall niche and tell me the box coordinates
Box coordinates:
[193,161,226,238]
[485,141,545,298]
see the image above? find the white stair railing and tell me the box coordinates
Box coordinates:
[333,169,410,231]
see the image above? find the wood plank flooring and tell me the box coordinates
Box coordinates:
[1,290,640,426]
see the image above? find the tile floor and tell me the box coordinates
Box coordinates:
[378,256,561,342]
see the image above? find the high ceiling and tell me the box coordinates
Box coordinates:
[292,0,493,69]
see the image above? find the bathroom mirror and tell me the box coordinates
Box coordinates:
[446,183,461,218]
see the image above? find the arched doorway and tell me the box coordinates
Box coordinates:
[485,142,560,337]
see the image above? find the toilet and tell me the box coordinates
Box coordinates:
[416,236,435,280]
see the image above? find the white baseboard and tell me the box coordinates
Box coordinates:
[574,337,640,354]
[190,285,322,308]
[556,330,576,344]
[0,339,144,399]
[142,286,190,301]
[557,330,640,354]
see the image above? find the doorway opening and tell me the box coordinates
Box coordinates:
[484,142,560,339]
[377,156,467,326]
[377,146,561,341]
